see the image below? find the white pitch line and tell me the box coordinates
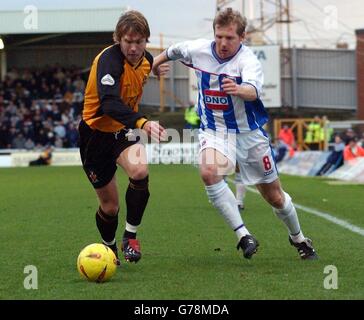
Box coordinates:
[242,185,364,237]
[224,175,364,237]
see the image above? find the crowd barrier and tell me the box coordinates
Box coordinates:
[278,151,364,184]
[327,158,364,183]
[2,148,364,184]
[0,143,200,168]
[277,151,330,177]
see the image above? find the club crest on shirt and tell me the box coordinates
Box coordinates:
[204,90,229,110]
[88,171,99,184]
[101,74,115,86]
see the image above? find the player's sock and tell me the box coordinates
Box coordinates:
[124,176,150,239]
[205,180,250,240]
[289,230,305,243]
[123,222,137,239]
[102,238,116,247]
[273,191,305,242]
[235,180,246,207]
[95,207,119,243]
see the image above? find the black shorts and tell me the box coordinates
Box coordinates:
[79,120,139,189]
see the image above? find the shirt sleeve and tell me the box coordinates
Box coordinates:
[97,47,146,129]
[166,39,204,65]
[240,49,264,97]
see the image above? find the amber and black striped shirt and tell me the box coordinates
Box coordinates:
[83,44,153,132]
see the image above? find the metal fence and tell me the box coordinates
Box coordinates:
[281,48,356,110]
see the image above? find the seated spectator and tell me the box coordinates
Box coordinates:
[0,65,86,150]
[343,137,364,163]
[29,146,53,166]
[316,135,344,176]
[24,138,35,150]
[274,138,289,163]
[341,128,356,145]
[358,132,364,148]
[278,124,296,157]
[11,132,26,149]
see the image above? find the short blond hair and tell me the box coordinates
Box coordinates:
[113,10,150,43]
[213,7,247,36]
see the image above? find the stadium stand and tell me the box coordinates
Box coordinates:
[0,66,86,149]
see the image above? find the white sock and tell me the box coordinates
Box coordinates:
[235,183,246,206]
[290,231,305,243]
[205,180,250,240]
[125,222,138,234]
[273,191,305,242]
[234,171,246,205]
[102,239,116,246]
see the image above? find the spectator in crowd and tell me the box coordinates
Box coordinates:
[343,137,364,163]
[278,124,295,157]
[278,124,295,148]
[24,138,35,150]
[274,138,290,163]
[358,132,364,148]
[0,65,86,150]
[11,132,26,149]
[316,134,345,176]
[341,128,356,145]
[321,115,334,144]
[184,103,200,129]
[0,124,11,148]
[66,122,79,148]
[304,116,322,150]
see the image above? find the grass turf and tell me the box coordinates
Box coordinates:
[0,165,363,300]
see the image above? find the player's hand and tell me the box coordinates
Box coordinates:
[142,121,167,142]
[152,63,170,80]
[221,77,239,96]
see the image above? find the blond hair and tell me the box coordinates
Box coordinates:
[213,8,247,36]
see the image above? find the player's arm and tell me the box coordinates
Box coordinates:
[221,78,258,101]
[97,49,147,129]
[152,50,170,79]
[152,41,195,79]
[222,52,263,101]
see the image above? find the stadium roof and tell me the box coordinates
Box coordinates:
[0,7,126,34]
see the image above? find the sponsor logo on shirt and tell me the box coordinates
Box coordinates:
[204,90,229,110]
[101,74,115,86]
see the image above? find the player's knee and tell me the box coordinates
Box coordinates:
[268,192,285,209]
[100,203,119,216]
[129,165,148,180]
[200,165,217,185]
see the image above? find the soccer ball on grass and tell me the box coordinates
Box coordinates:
[77,243,117,282]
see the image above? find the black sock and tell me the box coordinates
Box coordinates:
[123,230,136,240]
[95,207,119,243]
[124,176,150,239]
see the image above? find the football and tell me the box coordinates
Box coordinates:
[77,243,117,282]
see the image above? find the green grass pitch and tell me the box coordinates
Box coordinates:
[0,165,363,299]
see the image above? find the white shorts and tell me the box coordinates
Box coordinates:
[198,128,278,185]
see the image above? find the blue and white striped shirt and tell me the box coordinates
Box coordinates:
[167,39,268,133]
